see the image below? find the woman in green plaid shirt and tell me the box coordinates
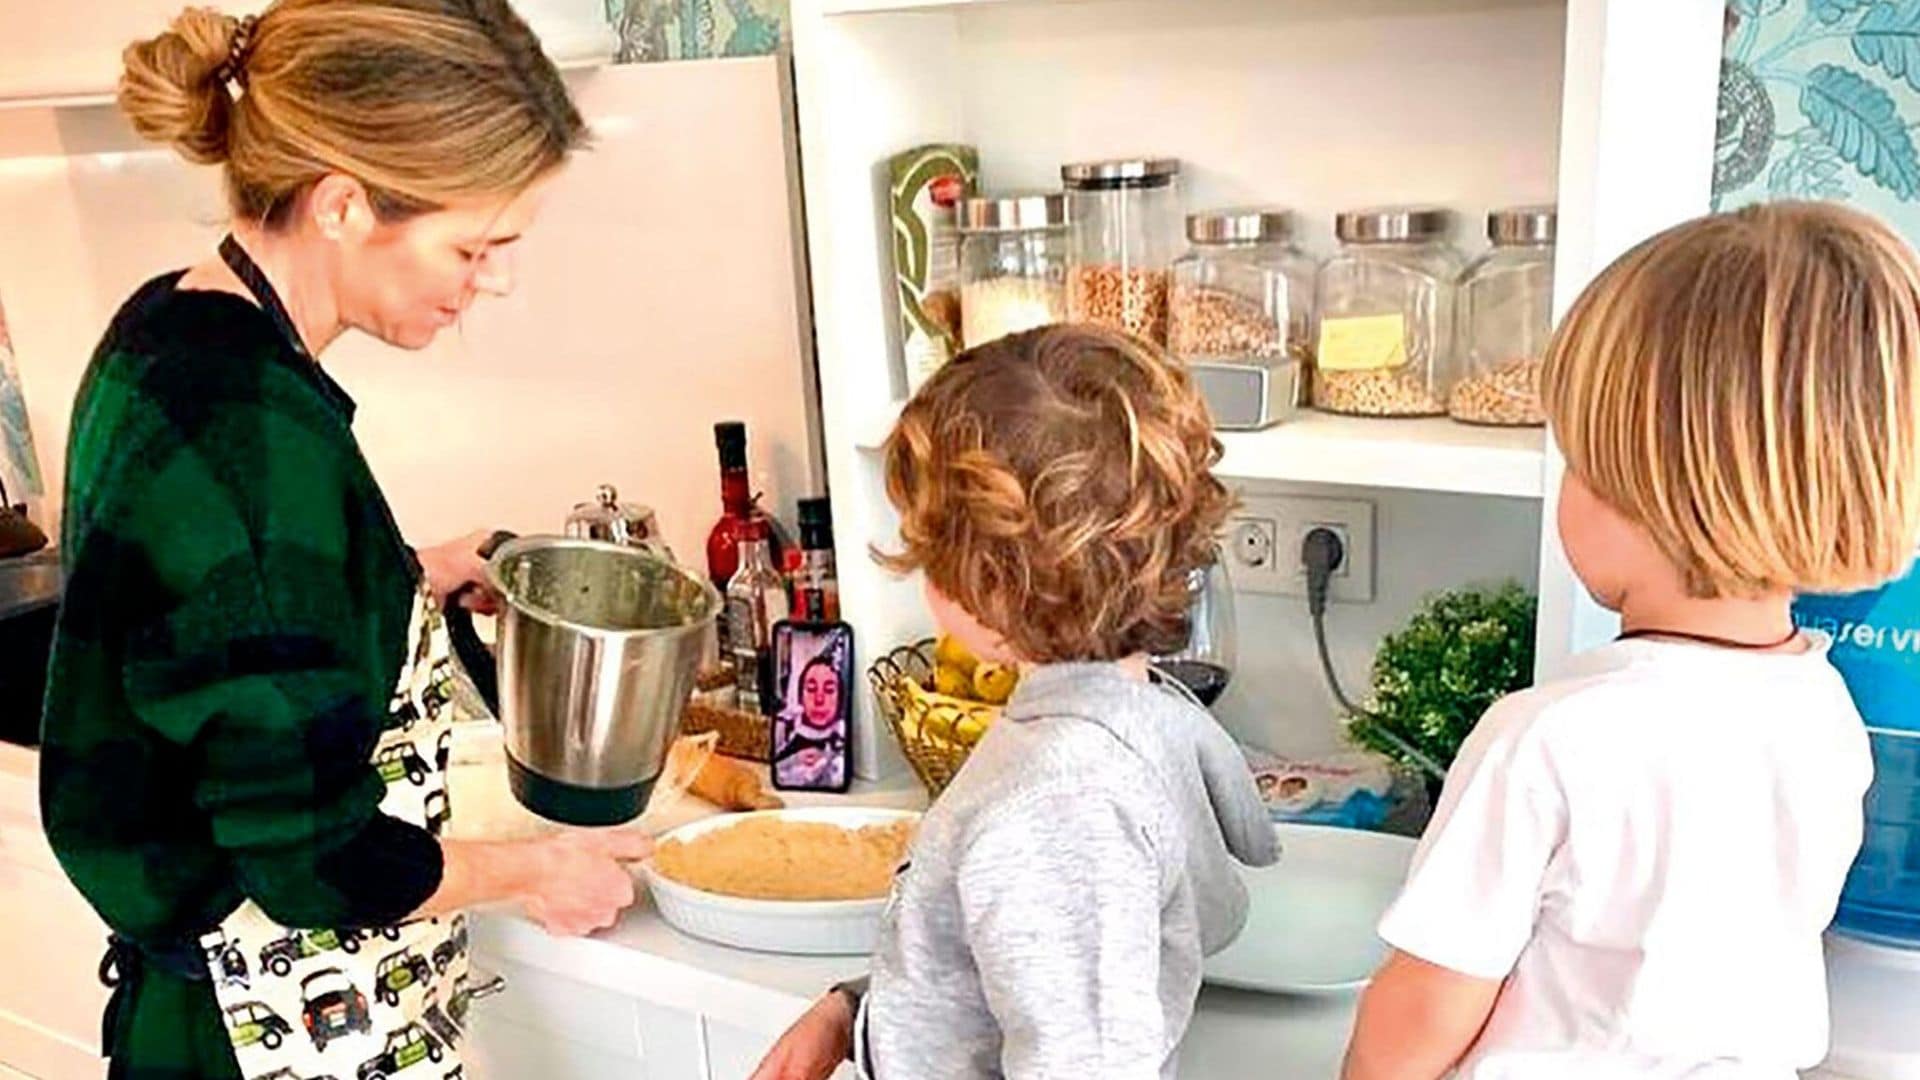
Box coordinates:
[41,3,654,1077]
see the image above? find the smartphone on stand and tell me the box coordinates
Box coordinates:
[770,620,854,793]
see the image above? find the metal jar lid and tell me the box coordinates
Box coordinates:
[1334,205,1454,244]
[960,192,1069,232]
[1187,207,1294,245]
[1488,204,1557,246]
[1060,157,1181,191]
[566,484,663,546]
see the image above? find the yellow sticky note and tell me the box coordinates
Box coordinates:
[1317,314,1408,372]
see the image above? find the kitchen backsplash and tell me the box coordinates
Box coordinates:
[605,0,785,62]
[1715,0,1920,219]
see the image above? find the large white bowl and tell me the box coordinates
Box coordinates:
[643,807,921,956]
[1203,822,1418,995]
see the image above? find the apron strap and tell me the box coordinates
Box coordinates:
[97,935,139,1056]
[217,234,314,364]
[214,233,420,584]
[97,933,213,1056]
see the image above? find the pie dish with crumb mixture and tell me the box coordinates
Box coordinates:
[643,808,921,955]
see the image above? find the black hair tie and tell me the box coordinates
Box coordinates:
[214,14,259,88]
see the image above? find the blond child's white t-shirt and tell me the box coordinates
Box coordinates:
[1378,633,1872,1079]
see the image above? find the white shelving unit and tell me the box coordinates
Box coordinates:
[1216,418,1546,499]
[791,0,1724,778]
[855,397,1546,498]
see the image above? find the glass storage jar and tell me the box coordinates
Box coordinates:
[1312,206,1464,418]
[959,192,1069,349]
[1062,157,1182,345]
[1170,207,1317,429]
[1452,206,1555,427]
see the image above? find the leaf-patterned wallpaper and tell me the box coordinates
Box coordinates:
[602,0,784,62]
[0,296,42,506]
[1717,0,1920,213]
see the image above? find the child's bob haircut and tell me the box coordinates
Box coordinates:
[1542,200,1920,597]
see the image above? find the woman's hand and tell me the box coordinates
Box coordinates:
[413,831,652,932]
[417,530,499,613]
[523,828,655,937]
[750,991,855,1080]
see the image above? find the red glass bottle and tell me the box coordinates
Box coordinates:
[706,421,757,593]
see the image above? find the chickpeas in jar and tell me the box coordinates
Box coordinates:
[1169,207,1315,363]
[1169,207,1317,429]
[1061,157,1182,345]
[1312,206,1465,418]
[1451,206,1555,427]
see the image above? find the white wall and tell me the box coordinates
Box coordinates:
[0,58,821,561]
[951,0,1568,259]
[1220,483,1542,757]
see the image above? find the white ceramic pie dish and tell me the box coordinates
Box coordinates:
[643,806,920,956]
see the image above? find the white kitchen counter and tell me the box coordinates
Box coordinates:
[2,733,1862,1080]
[444,726,1361,1079]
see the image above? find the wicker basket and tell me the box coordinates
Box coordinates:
[868,639,1003,798]
[680,696,771,762]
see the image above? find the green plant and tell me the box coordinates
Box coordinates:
[1348,581,1538,778]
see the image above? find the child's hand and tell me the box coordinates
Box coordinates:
[750,990,855,1080]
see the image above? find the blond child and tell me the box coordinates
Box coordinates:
[751,325,1277,1080]
[1344,202,1920,1078]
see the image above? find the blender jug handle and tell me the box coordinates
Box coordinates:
[443,530,516,717]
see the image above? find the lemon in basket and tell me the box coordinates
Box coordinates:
[872,639,1015,798]
[954,713,990,746]
[972,662,1018,705]
[933,662,974,700]
[935,634,980,677]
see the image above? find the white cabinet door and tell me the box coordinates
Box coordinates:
[466,1013,645,1079]
[0,751,108,1080]
[634,1000,708,1079]
[465,948,717,1078]
[702,1018,857,1080]
[0,859,106,1080]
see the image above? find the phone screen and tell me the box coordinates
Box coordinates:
[770,621,854,793]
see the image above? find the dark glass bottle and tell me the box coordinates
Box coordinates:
[793,497,840,622]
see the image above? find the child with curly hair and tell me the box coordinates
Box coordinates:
[752,324,1277,1080]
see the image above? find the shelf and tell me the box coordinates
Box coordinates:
[0,93,116,112]
[854,399,1544,498]
[1215,414,1545,498]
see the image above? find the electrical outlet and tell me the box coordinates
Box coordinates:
[1226,494,1375,602]
[1229,518,1278,572]
[1299,521,1352,578]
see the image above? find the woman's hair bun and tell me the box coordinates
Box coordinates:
[118,6,238,165]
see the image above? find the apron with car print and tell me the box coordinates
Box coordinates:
[198,588,486,1080]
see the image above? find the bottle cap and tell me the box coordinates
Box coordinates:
[715,421,747,470]
[798,497,835,549]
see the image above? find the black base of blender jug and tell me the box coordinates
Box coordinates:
[506,753,653,827]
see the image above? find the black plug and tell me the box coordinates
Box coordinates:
[1301,526,1347,618]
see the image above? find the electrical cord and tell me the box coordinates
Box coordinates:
[1303,527,1448,781]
